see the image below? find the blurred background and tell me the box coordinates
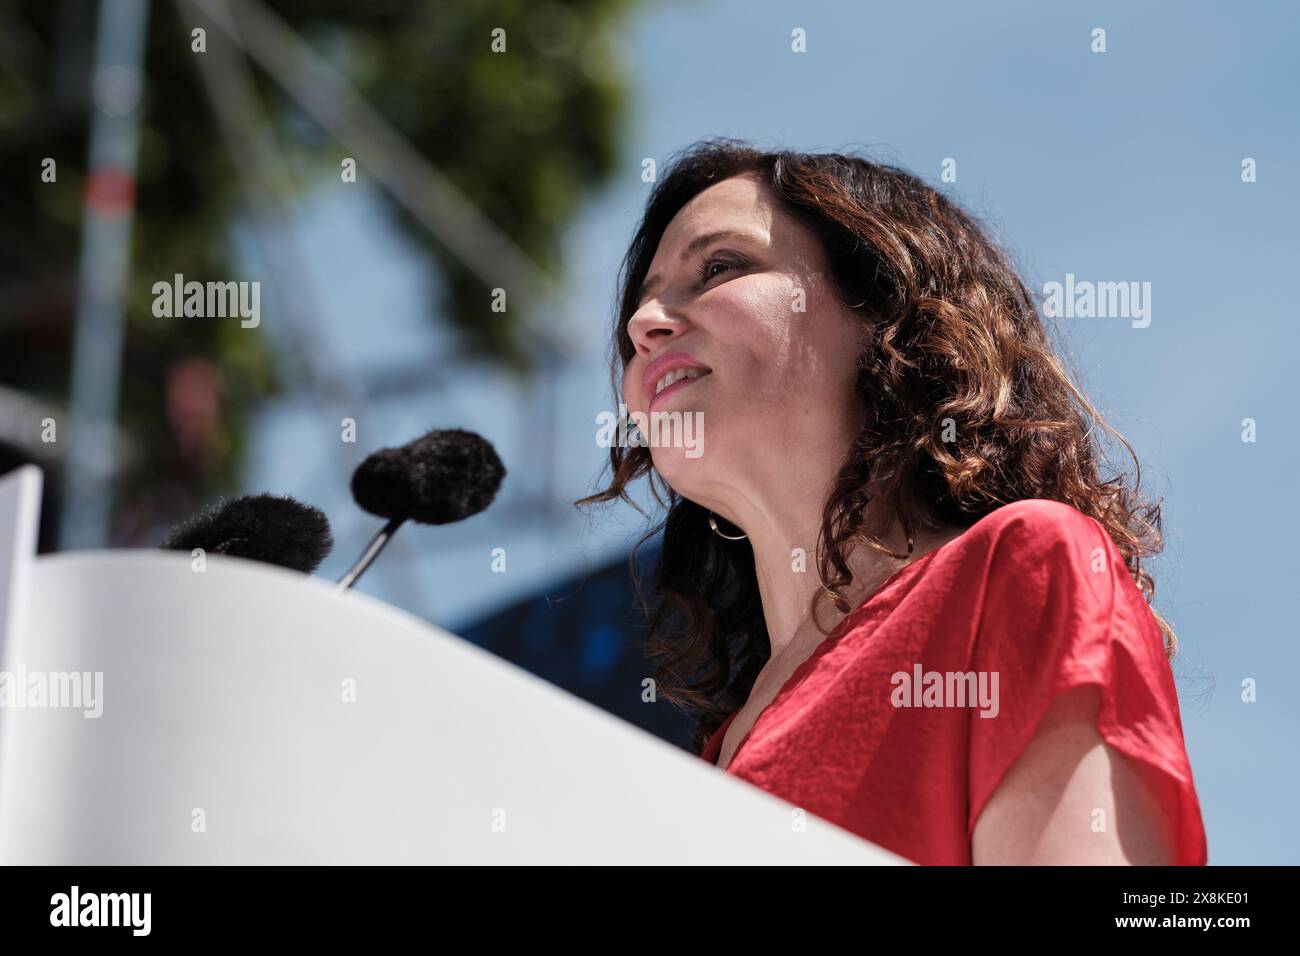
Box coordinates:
[1,0,1295,864]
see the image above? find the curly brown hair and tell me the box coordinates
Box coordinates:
[576,138,1172,754]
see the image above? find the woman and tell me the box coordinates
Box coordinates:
[577,139,1207,866]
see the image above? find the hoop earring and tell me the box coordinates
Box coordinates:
[708,511,748,541]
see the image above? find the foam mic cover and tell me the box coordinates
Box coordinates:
[350,428,506,525]
[160,493,334,573]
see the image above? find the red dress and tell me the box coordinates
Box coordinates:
[699,499,1208,865]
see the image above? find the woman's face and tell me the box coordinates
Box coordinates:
[620,173,868,518]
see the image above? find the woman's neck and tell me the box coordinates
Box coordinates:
[747,498,958,663]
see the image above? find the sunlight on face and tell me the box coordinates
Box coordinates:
[620,174,867,509]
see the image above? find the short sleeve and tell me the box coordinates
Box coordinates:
[966,500,1207,865]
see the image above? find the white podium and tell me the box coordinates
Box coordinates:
[0,551,908,864]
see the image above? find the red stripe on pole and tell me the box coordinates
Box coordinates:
[85,168,137,217]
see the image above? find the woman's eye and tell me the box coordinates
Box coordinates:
[696,255,741,285]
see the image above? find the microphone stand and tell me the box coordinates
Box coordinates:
[334,516,405,593]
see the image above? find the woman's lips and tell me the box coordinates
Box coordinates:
[649,371,710,412]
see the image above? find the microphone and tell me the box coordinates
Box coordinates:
[335,428,506,592]
[160,493,334,574]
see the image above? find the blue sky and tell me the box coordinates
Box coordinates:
[243,0,1298,863]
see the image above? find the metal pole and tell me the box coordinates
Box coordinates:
[189,0,577,368]
[59,0,151,549]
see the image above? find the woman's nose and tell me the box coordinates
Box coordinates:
[627,307,687,355]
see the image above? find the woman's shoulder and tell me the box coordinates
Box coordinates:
[971,497,1103,538]
[939,498,1111,568]
[960,498,1158,663]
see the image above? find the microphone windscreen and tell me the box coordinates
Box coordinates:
[350,428,505,525]
[160,493,334,573]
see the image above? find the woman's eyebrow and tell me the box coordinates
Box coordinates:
[636,229,763,305]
